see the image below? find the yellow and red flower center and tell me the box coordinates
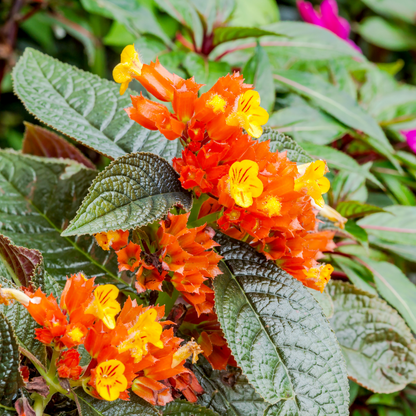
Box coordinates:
[95,359,128,401]
[260,196,282,217]
[207,94,227,113]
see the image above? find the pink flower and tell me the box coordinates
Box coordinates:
[401,130,416,154]
[297,0,361,52]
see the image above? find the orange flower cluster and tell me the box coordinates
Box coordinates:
[95,215,222,315]
[19,274,203,404]
[112,45,335,292]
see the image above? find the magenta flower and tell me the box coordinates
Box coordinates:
[401,130,416,154]
[297,0,361,52]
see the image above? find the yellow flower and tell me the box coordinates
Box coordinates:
[226,90,269,138]
[171,339,203,368]
[228,160,264,208]
[207,94,227,113]
[294,161,330,208]
[319,204,347,229]
[85,285,121,330]
[259,196,282,217]
[117,308,163,363]
[112,44,143,95]
[0,285,34,307]
[303,264,334,292]
[95,359,128,401]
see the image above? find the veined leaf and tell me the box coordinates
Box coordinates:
[213,27,278,46]
[0,150,120,285]
[23,122,95,169]
[369,236,416,263]
[358,206,416,245]
[258,128,312,163]
[12,48,181,162]
[0,312,23,400]
[328,281,416,393]
[161,400,220,416]
[307,287,334,319]
[62,152,192,236]
[214,233,349,414]
[77,389,160,416]
[336,201,386,219]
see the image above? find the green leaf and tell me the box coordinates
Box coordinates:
[358,206,416,246]
[369,236,416,263]
[307,287,334,319]
[12,48,181,162]
[328,281,416,393]
[0,312,23,400]
[214,233,349,413]
[344,221,369,247]
[358,17,416,51]
[272,70,398,167]
[258,128,312,163]
[0,277,46,364]
[268,104,348,145]
[22,122,95,169]
[213,27,278,46]
[362,258,416,335]
[242,45,274,113]
[161,400,220,416]
[76,389,160,416]
[0,234,44,288]
[0,150,120,285]
[228,0,279,27]
[336,201,386,219]
[62,153,193,236]
[361,0,416,25]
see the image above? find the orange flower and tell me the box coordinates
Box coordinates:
[302,263,334,292]
[60,322,88,348]
[132,377,172,406]
[95,230,129,251]
[172,78,203,123]
[117,241,142,272]
[57,349,83,380]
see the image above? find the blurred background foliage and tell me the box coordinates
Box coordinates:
[2,0,416,414]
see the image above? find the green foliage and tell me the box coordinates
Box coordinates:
[214,233,349,413]
[336,201,386,219]
[62,152,193,236]
[161,400,221,415]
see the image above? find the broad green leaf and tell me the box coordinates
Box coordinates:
[0,234,43,288]
[62,153,193,236]
[258,128,312,163]
[12,48,181,162]
[0,277,46,364]
[103,21,136,46]
[344,221,369,248]
[0,150,120,285]
[272,70,397,166]
[361,0,416,25]
[268,104,348,145]
[229,0,279,27]
[243,45,274,113]
[369,236,416,263]
[331,168,369,204]
[307,287,334,319]
[77,389,160,416]
[213,27,278,46]
[363,258,416,334]
[336,201,386,219]
[43,271,64,299]
[300,143,383,188]
[22,122,95,169]
[0,312,23,400]
[161,400,220,416]
[358,206,416,246]
[358,17,416,52]
[376,173,416,206]
[214,233,349,413]
[328,281,416,393]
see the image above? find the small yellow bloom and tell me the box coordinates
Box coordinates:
[0,285,35,307]
[228,160,264,208]
[294,161,330,208]
[95,359,128,401]
[67,327,84,343]
[260,196,282,217]
[113,44,143,95]
[85,285,121,330]
[319,204,347,229]
[171,339,203,368]
[117,308,163,363]
[207,94,227,113]
[226,90,269,138]
[303,264,334,292]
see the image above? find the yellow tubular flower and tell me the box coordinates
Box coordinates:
[117,308,163,363]
[95,360,128,401]
[226,90,269,138]
[85,285,121,330]
[171,339,203,368]
[319,204,347,229]
[112,44,143,95]
[0,285,35,307]
[294,161,330,208]
[303,264,334,292]
[228,160,264,208]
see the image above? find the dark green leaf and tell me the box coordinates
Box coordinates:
[0,312,23,400]
[12,48,181,162]
[336,201,386,219]
[62,152,192,236]
[328,281,416,393]
[258,128,312,163]
[344,221,369,247]
[242,45,274,113]
[307,287,334,319]
[0,150,120,285]
[161,400,220,416]
[76,389,160,416]
[214,233,349,413]
[213,27,278,46]
[363,258,416,334]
